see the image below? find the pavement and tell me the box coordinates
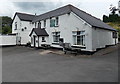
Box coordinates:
[2,44,119,82]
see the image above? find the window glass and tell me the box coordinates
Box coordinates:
[72,31,85,46]
[113,32,117,38]
[56,17,59,26]
[44,20,46,27]
[42,37,46,42]
[50,19,55,27]
[38,21,41,28]
[53,32,60,42]
[15,22,17,30]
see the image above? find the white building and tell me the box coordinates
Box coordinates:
[12,12,35,45]
[118,0,120,16]
[12,4,118,52]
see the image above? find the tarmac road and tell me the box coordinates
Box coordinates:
[2,45,119,82]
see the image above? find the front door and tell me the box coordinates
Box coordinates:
[16,36,21,45]
[33,36,36,47]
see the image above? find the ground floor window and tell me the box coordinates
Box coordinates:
[52,32,60,42]
[73,31,85,46]
[31,37,33,44]
[112,31,117,38]
[42,37,46,42]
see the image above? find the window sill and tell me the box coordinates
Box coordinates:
[72,45,86,49]
[42,40,46,42]
[55,25,59,27]
[41,27,46,29]
[52,43,59,45]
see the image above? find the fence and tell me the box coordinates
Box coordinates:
[0,35,16,46]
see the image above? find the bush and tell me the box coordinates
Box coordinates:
[26,42,31,47]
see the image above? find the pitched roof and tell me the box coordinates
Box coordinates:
[32,4,116,31]
[13,12,35,22]
[29,28,49,36]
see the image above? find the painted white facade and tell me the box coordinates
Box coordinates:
[12,15,34,45]
[92,28,118,51]
[30,12,118,51]
[0,35,16,46]
[118,0,120,16]
[30,32,49,47]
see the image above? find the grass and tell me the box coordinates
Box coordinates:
[107,22,120,29]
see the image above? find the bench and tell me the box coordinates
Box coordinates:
[41,44,50,49]
[63,43,81,56]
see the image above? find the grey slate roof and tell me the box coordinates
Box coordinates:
[32,4,116,31]
[29,28,49,36]
[14,12,35,22]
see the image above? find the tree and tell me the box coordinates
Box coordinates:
[103,15,109,22]
[109,14,119,22]
[109,5,118,15]
[1,16,12,34]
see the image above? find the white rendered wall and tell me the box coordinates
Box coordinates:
[31,12,117,51]
[12,15,21,34]
[118,0,120,16]
[92,28,118,51]
[12,15,34,45]
[0,35,16,46]
[20,21,34,44]
[41,12,93,51]
[30,31,49,47]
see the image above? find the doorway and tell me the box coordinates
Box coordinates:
[33,36,36,47]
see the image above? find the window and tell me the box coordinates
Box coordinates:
[31,37,33,44]
[50,19,55,27]
[50,17,59,27]
[56,17,59,26]
[113,32,117,38]
[53,32,60,42]
[42,37,46,42]
[73,31,85,46]
[15,22,17,30]
[44,20,46,28]
[35,22,37,28]
[38,21,41,28]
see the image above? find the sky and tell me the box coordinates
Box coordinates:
[0,0,119,20]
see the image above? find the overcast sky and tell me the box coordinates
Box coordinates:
[0,0,119,20]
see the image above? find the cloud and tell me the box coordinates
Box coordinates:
[13,2,63,15]
[0,0,119,19]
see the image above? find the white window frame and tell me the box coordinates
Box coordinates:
[44,20,46,28]
[72,31,85,46]
[52,32,60,43]
[15,22,17,30]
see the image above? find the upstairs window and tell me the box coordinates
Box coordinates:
[44,20,46,28]
[15,22,17,30]
[50,17,59,27]
[38,21,41,28]
[56,17,59,26]
[50,19,55,27]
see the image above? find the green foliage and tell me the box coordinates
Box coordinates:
[1,16,12,34]
[103,14,120,23]
[2,26,12,34]
[103,15,109,22]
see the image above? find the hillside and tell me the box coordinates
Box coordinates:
[107,22,120,29]
[107,22,120,41]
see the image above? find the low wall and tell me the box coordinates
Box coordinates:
[0,35,16,46]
